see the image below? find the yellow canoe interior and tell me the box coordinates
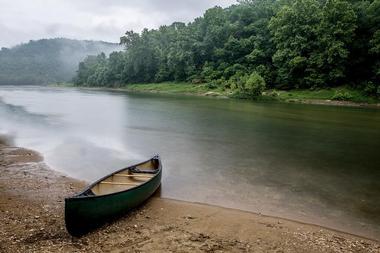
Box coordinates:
[90,160,157,196]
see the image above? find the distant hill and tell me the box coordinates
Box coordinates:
[0,38,121,85]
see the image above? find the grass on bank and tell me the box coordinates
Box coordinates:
[124,83,379,103]
[272,87,379,103]
[49,82,76,87]
[124,82,225,95]
[52,82,379,104]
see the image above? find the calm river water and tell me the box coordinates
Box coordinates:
[0,86,379,239]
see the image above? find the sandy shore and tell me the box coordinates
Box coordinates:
[0,140,379,252]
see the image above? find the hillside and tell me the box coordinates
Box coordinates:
[74,0,380,99]
[0,38,121,85]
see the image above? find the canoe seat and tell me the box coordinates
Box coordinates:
[89,158,160,196]
[100,181,140,186]
[114,174,153,178]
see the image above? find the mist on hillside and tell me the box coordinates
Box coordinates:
[58,39,122,80]
[0,38,122,85]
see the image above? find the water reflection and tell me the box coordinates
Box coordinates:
[0,86,379,239]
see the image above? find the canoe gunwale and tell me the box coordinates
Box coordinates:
[65,154,162,201]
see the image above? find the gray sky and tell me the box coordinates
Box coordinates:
[0,0,237,48]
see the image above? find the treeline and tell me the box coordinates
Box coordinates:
[75,0,380,97]
[0,38,121,85]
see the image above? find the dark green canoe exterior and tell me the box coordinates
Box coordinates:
[65,156,162,236]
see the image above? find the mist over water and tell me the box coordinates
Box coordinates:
[0,86,379,239]
[57,40,123,80]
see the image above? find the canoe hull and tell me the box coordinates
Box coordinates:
[65,159,161,236]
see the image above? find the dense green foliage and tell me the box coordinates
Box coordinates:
[0,38,120,85]
[75,0,380,98]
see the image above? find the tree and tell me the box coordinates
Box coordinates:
[316,0,356,85]
[239,72,266,97]
[269,0,322,88]
[368,0,380,84]
[269,0,356,88]
[72,0,380,97]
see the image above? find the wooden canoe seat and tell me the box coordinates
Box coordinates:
[114,174,153,178]
[89,158,160,196]
[100,181,140,186]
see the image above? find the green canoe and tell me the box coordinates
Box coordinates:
[65,155,162,236]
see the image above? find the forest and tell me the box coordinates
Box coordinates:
[0,38,120,85]
[75,0,380,98]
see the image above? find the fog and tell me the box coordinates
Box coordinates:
[0,38,122,85]
[57,39,123,81]
[0,0,237,48]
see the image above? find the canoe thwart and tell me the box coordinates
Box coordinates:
[100,181,140,186]
[113,174,153,178]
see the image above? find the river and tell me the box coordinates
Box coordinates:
[0,85,379,239]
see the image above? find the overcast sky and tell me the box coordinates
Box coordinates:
[0,0,237,48]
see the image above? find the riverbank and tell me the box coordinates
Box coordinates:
[51,82,380,108]
[1,138,379,252]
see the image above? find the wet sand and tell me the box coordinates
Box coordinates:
[0,139,379,252]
